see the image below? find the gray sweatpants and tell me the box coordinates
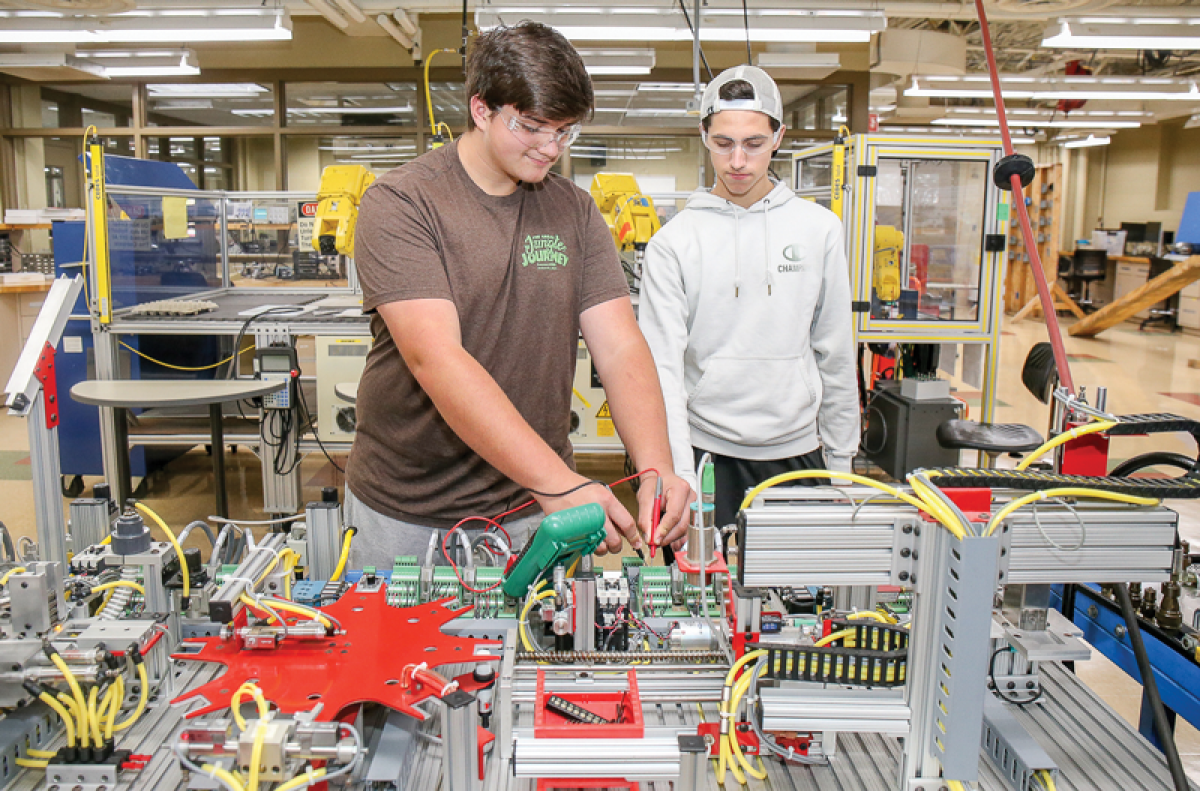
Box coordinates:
[343,488,543,570]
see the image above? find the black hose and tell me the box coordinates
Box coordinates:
[0,522,14,563]
[1110,452,1198,478]
[1113,583,1190,791]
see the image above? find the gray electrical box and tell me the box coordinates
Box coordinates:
[863,382,961,477]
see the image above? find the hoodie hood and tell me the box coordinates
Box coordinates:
[682,180,797,296]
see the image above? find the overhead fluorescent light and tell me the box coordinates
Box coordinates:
[878,124,1037,145]
[476,8,884,43]
[932,117,1140,129]
[1061,134,1111,148]
[624,108,693,117]
[318,144,417,151]
[299,105,413,114]
[76,49,200,77]
[0,8,292,43]
[148,83,266,98]
[754,52,841,80]
[0,52,107,81]
[906,74,1200,102]
[638,83,700,93]
[1043,18,1200,50]
[154,100,213,110]
[578,49,655,76]
[232,105,412,117]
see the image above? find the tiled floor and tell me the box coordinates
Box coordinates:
[5,313,1200,778]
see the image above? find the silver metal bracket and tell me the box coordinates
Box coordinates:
[1002,608,1091,662]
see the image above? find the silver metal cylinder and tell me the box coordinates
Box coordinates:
[667,620,714,651]
[685,502,715,571]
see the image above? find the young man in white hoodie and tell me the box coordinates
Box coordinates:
[640,65,860,547]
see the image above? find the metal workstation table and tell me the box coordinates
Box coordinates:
[70,377,286,516]
[18,659,1190,791]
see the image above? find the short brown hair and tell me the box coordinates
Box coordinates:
[465,21,594,131]
[701,79,782,132]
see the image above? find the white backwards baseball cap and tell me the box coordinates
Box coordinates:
[700,65,783,125]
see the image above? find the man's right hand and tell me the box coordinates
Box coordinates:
[531,474,641,556]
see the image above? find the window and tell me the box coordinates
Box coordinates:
[146,83,274,128]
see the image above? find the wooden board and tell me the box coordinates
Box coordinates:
[1069,256,1200,337]
[1012,283,1085,322]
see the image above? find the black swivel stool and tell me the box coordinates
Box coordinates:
[935,344,1057,466]
[1067,249,1107,311]
[1141,256,1179,331]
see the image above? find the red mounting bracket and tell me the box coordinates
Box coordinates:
[32,342,59,429]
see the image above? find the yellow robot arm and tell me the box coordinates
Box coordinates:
[589,173,661,253]
[873,225,905,303]
[313,165,376,258]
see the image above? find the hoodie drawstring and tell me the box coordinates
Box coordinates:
[733,203,742,298]
[763,198,774,296]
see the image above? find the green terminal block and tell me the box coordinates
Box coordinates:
[501,504,607,599]
[387,564,421,608]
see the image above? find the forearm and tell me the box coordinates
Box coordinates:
[410,345,579,493]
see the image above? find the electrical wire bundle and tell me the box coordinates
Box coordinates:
[18,640,154,770]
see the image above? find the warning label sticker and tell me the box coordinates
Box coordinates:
[596,401,611,418]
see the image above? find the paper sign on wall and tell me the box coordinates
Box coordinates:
[162,197,189,239]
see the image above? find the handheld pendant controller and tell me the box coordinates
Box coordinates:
[501,504,607,599]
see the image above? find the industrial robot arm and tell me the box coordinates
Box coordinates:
[313,164,376,258]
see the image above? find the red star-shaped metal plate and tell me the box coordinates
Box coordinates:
[172,587,501,722]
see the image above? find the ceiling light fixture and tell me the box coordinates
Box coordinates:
[753,52,841,80]
[1061,134,1111,148]
[0,52,107,80]
[1042,18,1200,51]
[906,74,1200,102]
[932,117,1140,129]
[578,49,655,76]
[476,8,884,43]
[76,48,200,77]
[0,8,292,44]
[149,83,266,98]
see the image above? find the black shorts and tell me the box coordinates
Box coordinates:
[693,446,829,542]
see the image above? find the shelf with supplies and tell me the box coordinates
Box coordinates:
[1004,163,1082,320]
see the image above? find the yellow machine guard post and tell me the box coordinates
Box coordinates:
[830,126,850,222]
[88,139,112,325]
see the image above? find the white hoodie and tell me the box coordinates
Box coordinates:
[639,180,860,488]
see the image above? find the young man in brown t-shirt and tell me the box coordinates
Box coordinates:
[345,22,693,567]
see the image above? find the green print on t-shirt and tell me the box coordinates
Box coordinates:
[522,234,570,270]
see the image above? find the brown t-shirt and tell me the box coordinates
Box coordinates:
[346,140,629,527]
